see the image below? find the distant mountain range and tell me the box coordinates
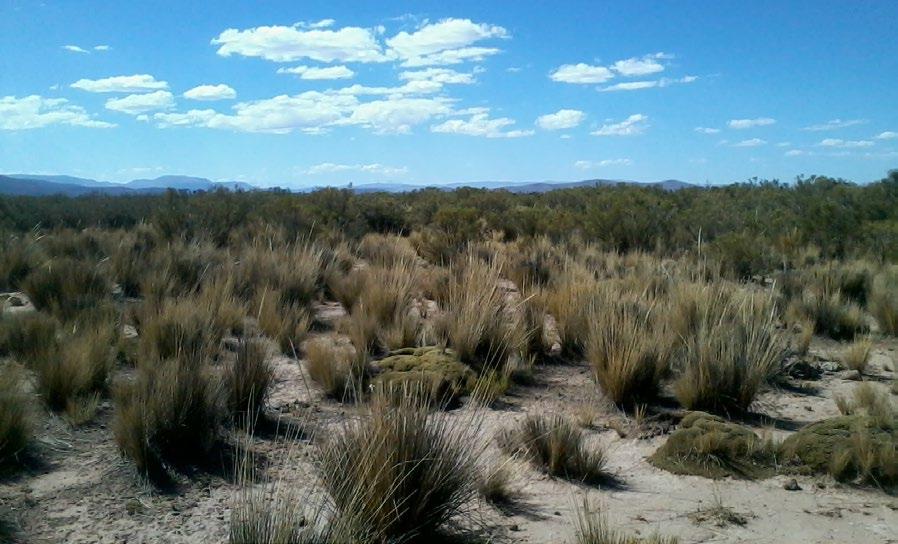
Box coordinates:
[0,173,695,197]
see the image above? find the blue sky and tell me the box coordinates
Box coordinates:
[1,0,897,187]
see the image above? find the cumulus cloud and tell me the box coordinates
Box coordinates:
[818,138,874,148]
[876,131,897,140]
[536,109,585,130]
[71,74,169,93]
[732,138,766,147]
[183,84,237,101]
[302,162,407,176]
[591,114,648,136]
[399,68,475,84]
[387,18,507,66]
[94,45,111,51]
[574,158,633,169]
[695,127,720,134]
[727,117,776,129]
[611,53,668,76]
[0,95,115,130]
[802,118,866,131]
[431,111,533,138]
[212,23,388,63]
[549,63,614,84]
[62,45,89,53]
[155,91,453,135]
[105,91,175,115]
[784,149,805,157]
[597,75,696,92]
[277,65,355,80]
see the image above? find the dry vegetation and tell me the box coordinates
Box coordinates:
[1,180,898,542]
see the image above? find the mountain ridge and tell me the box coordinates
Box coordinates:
[0,173,696,197]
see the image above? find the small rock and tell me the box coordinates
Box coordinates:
[509,524,520,532]
[784,478,801,491]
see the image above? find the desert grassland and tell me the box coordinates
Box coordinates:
[1,178,898,543]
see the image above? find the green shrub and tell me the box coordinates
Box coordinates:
[649,412,776,480]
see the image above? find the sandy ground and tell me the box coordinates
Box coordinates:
[2,301,898,543]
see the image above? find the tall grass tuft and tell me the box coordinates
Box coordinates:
[305,338,363,400]
[586,292,671,407]
[672,285,785,415]
[22,257,110,319]
[439,255,524,371]
[870,268,898,335]
[114,357,222,479]
[225,339,273,423]
[0,311,58,361]
[574,499,679,544]
[0,364,32,466]
[316,386,482,540]
[34,324,114,414]
[841,336,873,374]
[498,414,609,484]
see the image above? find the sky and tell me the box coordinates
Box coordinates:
[1,0,897,188]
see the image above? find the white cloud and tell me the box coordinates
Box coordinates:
[339,97,454,134]
[574,158,632,169]
[695,127,720,134]
[0,95,115,130]
[597,75,696,92]
[105,91,175,114]
[732,138,766,147]
[331,80,444,97]
[776,142,792,147]
[212,23,388,63]
[183,84,237,101]
[549,63,614,84]
[591,114,648,136]
[536,109,585,130]
[876,131,897,140]
[802,118,866,131]
[611,53,667,76]
[399,68,475,84]
[297,19,336,30]
[727,117,776,129]
[62,45,89,53]
[431,111,533,138]
[71,74,169,93]
[818,138,874,148]
[302,162,407,176]
[94,45,111,51]
[399,47,500,67]
[277,65,355,80]
[784,149,805,157]
[387,18,507,66]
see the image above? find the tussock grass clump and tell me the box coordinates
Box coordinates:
[114,357,223,479]
[786,289,868,341]
[22,257,110,319]
[574,500,679,544]
[305,338,362,400]
[672,285,785,415]
[34,325,114,414]
[256,288,311,355]
[649,412,776,480]
[0,311,57,361]
[498,414,609,484]
[0,364,32,466]
[225,339,273,422]
[541,263,600,357]
[357,233,419,266]
[439,256,524,371]
[782,384,897,489]
[586,293,672,408]
[316,388,482,540]
[841,336,873,374]
[0,236,37,291]
[795,318,814,356]
[870,268,898,335]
